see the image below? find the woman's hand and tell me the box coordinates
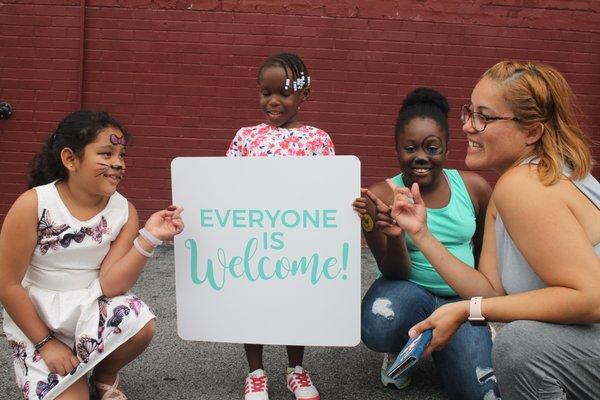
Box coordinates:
[38,338,80,376]
[355,188,403,238]
[388,181,428,237]
[408,300,469,359]
[144,205,184,241]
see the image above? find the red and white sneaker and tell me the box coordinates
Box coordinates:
[286,366,320,400]
[244,369,269,400]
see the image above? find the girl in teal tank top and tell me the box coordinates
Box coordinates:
[354,88,498,400]
[389,169,476,296]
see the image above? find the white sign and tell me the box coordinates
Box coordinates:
[171,156,361,346]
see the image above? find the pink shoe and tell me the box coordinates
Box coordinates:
[92,374,127,400]
[286,366,320,400]
[244,369,269,400]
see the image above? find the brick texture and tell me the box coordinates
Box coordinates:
[1,1,599,223]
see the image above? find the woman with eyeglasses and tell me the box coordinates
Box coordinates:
[353,87,499,399]
[389,61,600,399]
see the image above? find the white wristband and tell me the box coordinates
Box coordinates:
[133,237,154,257]
[468,296,485,322]
[139,228,162,247]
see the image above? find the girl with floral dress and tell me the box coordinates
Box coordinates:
[226,53,334,400]
[0,110,184,400]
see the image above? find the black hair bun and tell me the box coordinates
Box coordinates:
[401,87,449,117]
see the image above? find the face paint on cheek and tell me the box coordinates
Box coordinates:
[95,163,110,177]
[422,135,445,156]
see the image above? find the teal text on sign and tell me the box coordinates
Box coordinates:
[186,237,350,291]
[199,209,338,229]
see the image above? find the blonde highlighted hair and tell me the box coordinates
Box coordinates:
[483,61,593,185]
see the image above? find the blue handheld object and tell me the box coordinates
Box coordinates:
[386,329,433,378]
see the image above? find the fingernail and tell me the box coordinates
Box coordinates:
[408,329,416,337]
[167,206,177,211]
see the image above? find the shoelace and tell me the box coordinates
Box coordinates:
[247,376,267,393]
[291,371,312,388]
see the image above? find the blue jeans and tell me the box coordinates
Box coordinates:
[361,278,500,400]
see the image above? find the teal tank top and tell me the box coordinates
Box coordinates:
[390,169,477,296]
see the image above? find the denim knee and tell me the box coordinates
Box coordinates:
[361,279,433,353]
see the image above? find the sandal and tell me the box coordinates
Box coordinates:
[92,374,128,400]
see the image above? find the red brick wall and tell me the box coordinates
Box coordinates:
[1,1,599,222]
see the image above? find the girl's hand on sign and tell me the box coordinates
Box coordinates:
[351,189,369,216]
[360,188,403,238]
[144,205,185,241]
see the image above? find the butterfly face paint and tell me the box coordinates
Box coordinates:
[110,134,126,146]
[421,135,444,155]
[63,126,126,198]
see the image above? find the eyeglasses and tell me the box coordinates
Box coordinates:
[460,104,519,133]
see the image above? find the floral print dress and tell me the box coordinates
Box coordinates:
[226,123,335,157]
[2,181,155,400]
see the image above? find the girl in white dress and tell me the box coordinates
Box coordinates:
[0,110,184,400]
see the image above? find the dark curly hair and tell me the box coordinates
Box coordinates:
[28,110,129,188]
[395,87,450,146]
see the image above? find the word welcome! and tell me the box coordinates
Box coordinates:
[186,237,349,291]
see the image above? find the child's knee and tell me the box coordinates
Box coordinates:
[54,376,90,400]
[130,319,155,346]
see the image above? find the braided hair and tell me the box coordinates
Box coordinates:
[258,53,310,91]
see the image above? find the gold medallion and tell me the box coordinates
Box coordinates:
[361,214,374,232]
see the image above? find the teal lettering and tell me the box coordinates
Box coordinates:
[199,209,213,228]
[215,209,231,228]
[271,232,284,250]
[265,209,281,228]
[233,209,246,228]
[282,210,300,228]
[275,257,290,279]
[257,255,275,280]
[302,209,319,228]
[243,238,259,281]
[187,237,350,290]
[186,239,225,290]
[323,209,337,228]
[322,257,340,279]
[249,209,264,228]
[290,254,318,278]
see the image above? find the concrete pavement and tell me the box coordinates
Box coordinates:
[0,248,446,399]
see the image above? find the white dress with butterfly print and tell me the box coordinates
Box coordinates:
[2,181,155,400]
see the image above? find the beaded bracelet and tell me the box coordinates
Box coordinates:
[138,228,162,247]
[34,331,55,351]
[133,237,154,257]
